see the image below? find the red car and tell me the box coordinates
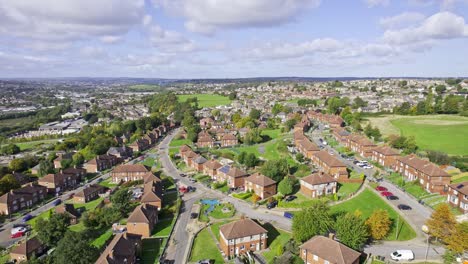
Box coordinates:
[381,191,394,197]
[178,186,188,193]
[11,231,25,238]
[376,186,388,191]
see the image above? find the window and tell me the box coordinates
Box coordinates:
[240,245,245,250]
[313,255,318,261]
[303,249,306,255]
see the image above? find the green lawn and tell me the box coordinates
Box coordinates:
[232,192,252,201]
[210,221,230,242]
[3,139,60,151]
[261,129,282,140]
[91,229,113,248]
[337,182,362,199]
[177,94,232,107]
[262,223,293,264]
[169,138,192,148]
[99,179,118,188]
[141,238,166,264]
[278,192,329,209]
[452,174,468,184]
[142,157,156,167]
[332,188,416,241]
[152,218,174,237]
[201,203,236,219]
[70,197,104,211]
[366,115,468,155]
[189,228,224,263]
[0,253,10,263]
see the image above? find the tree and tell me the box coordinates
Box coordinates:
[38,160,54,176]
[443,95,461,114]
[427,151,449,165]
[54,231,99,264]
[36,213,71,247]
[261,159,289,182]
[228,91,237,100]
[0,144,20,155]
[292,200,333,242]
[278,176,295,195]
[237,151,247,165]
[249,109,261,120]
[272,103,285,115]
[244,153,258,168]
[72,152,85,166]
[9,158,27,172]
[296,153,304,163]
[365,209,392,240]
[352,97,368,109]
[426,204,457,242]
[0,174,20,195]
[251,193,260,203]
[340,106,353,125]
[335,212,369,250]
[445,222,468,253]
[435,84,447,94]
[110,188,133,214]
[243,128,262,145]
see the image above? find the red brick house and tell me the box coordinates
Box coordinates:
[311,150,349,181]
[84,154,119,173]
[95,233,142,264]
[38,172,80,194]
[10,237,46,263]
[300,172,337,198]
[217,166,249,188]
[184,150,198,167]
[300,235,361,264]
[0,183,47,215]
[197,135,215,148]
[203,160,223,178]
[200,117,215,129]
[191,155,207,172]
[179,144,192,158]
[219,218,268,258]
[221,134,238,147]
[53,152,74,169]
[111,164,152,183]
[74,184,105,203]
[141,182,163,210]
[296,138,320,159]
[294,131,307,145]
[332,127,350,144]
[447,182,468,213]
[129,138,150,152]
[244,173,277,199]
[55,203,80,225]
[371,146,400,168]
[346,134,377,158]
[126,204,158,238]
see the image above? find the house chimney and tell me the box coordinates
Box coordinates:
[328,233,335,240]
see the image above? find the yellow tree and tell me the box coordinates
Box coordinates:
[445,222,468,253]
[426,204,456,241]
[365,209,392,240]
[251,193,260,204]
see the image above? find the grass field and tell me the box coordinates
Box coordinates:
[337,182,362,199]
[91,229,113,248]
[189,228,224,263]
[177,94,231,107]
[169,138,192,148]
[365,115,468,155]
[141,238,166,263]
[332,188,416,241]
[262,223,294,263]
[152,218,174,237]
[2,139,60,151]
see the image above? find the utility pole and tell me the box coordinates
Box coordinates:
[395,214,399,240]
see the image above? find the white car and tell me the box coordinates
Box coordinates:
[391,250,415,261]
[10,226,28,235]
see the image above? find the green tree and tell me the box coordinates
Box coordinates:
[249,109,261,120]
[427,204,457,242]
[416,101,426,115]
[36,213,71,247]
[435,84,447,94]
[292,201,333,242]
[237,151,247,165]
[365,209,392,240]
[261,159,289,182]
[243,128,262,145]
[352,97,368,109]
[296,153,304,163]
[54,231,99,264]
[72,152,85,166]
[9,158,27,172]
[110,188,133,214]
[244,153,258,168]
[38,160,54,176]
[0,144,20,155]
[443,95,461,114]
[278,176,295,195]
[340,106,353,125]
[272,103,284,115]
[0,174,20,195]
[228,91,237,100]
[335,212,369,250]
[445,222,468,253]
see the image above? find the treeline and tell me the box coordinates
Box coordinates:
[394,94,468,116]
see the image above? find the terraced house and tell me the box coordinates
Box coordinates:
[111,164,155,183]
[203,159,223,178]
[395,155,451,194]
[345,134,377,158]
[84,154,119,173]
[447,181,468,213]
[244,173,277,199]
[311,150,349,181]
[126,204,159,238]
[300,172,337,198]
[296,137,320,159]
[217,166,249,188]
[95,233,142,264]
[0,183,47,215]
[219,218,268,258]
[371,146,400,168]
[38,171,81,194]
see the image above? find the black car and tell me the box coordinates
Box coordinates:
[387,195,399,200]
[266,200,278,209]
[397,204,412,210]
[190,213,198,219]
[284,195,297,202]
[353,160,360,164]
[180,173,186,177]
[187,186,196,192]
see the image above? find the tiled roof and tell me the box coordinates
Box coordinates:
[300,236,361,264]
[313,151,346,167]
[112,164,148,173]
[245,173,276,187]
[220,218,267,240]
[449,181,468,195]
[301,172,337,185]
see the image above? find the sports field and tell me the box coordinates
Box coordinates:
[177,94,231,107]
[365,115,468,155]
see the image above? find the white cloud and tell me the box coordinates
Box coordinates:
[365,0,390,7]
[100,36,122,44]
[147,24,197,53]
[379,12,426,29]
[155,0,321,34]
[441,0,468,10]
[383,12,468,45]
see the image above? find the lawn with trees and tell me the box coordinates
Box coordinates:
[177,93,232,107]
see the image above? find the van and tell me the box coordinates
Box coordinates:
[391,250,414,261]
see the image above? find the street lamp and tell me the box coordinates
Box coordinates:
[422,225,430,263]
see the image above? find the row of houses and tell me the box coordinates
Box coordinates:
[196,130,239,148]
[128,124,172,153]
[179,145,277,199]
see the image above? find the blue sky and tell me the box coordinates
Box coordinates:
[0,0,467,78]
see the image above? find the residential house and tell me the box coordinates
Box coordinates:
[219,218,268,258]
[200,117,215,129]
[447,182,468,213]
[395,155,451,194]
[300,172,338,198]
[129,138,150,153]
[10,172,30,185]
[107,146,133,160]
[197,135,215,148]
[95,233,142,264]
[371,146,400,168]
[184,150,198,167]
[346,135,377,158]
[10,237,46,263]
[311,151,349,181]
[221,134,238,147]
[244,173,277,199]
[141,182,163,210]
[38,172,79,194]
[299,235,361,264]
[332,127,350,144]
[62,167,87,181]
[203,160,223,178]
[217,166,249,188]
[74,184,105,203]
[179,144,192,159]
[55,203,80,225]
[294,131,307,145]
[53,152,74,169]
[0,183,47,215]
[111,164,152,183]
[191,155,207,172]
[126,204,158,238]
[296,138,320,159]
[84,154,119,173]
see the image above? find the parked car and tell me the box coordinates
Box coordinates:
[10,226,29,238]
[267,200,278,209]
[178,186,188,193]
[375,186,388,191]
[398,204,412,210]
[96,178,104,183]
[188,178,196,183]
[187,186,196,192]
[284,212,294,219]
[391,250,414,261]
[197,260,214,264]
[353,160,360,165]
[284,195,297,202]
[387,195,399,201]
[363,165,372,169]
[180,173,186,177]
[380,191,394,197]
[22,214,33,223]
[52,199,62,206]
[190,213,198,219]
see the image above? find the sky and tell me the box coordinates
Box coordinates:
[0,0,467,78]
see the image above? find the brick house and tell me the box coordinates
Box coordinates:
[38,172,80,194]
[55,203,80,225]
[141,182,163,210]
[0,183,47,215]
[203,160,223,178]
[200,117,215,129]
[300,172,337,198]
[311,150,349,181]
[129,138,150,152]
[244,173,277,199]
[221,134,238,147]
[84,154,119,173]
[184,150,198,167]
[346,134,377,158]
[294,131,307,145]
[197,135,215,148]
[299,235,361,264]
[331,127,350,144]
[111,164,152,183]
[447,182,468,213]
[371,146,400,168]
[62,167,87,180]
[219,218,268,258]
[395,155,451,194]
[296,138,320,159]
[73,184,105,203]
[179,144,192,159]
[191,155,207,172]
[107,146,133,160]
[217,166,249,188]
[95,233,142,264]
[126,204,158,238]
[53,152,74,169]
[10,237,46,263]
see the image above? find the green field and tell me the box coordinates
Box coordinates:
[332,188,416,241]
[189,228,224,263]
[365,115,468,155]
[177,94,231,107]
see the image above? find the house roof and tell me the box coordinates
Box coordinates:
[222,134,237,141]
[397,155,450,177]
[10,237,43,256]
[127,204,158,224]
[197,136,214,143]
[75,184,104,198]
[313,151,346,167]
[112,164,148,174]
[193,155,208,164]
[55,203,80,218]
[245,173,276,187]
[298,138,320,151]
[219,218,267,240]
[204,160,223,170]
[300,235,361,264]
[372,146,399,156]
[95,233,141,264]
[179,145,191,153]
[301,172,337,185]
[226,167,248,178]
[449,181,468,195]
[141,188,162,203]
